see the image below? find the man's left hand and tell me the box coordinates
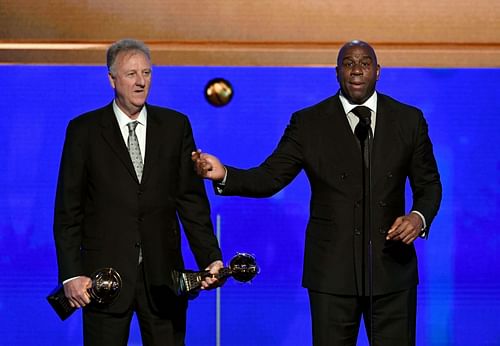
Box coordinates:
[386,213,423,244]
[200,260,225,290]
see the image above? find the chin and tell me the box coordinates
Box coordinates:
[350,94,368,104]
[132,99,147,107]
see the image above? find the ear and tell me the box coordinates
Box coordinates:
[108,72,116,89]
[376,64,381,81]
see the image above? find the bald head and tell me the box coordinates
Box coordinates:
[337,40,377,66]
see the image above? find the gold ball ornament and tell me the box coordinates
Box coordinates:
[205,78,233,107]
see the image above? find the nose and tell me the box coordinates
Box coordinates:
[136,75,145,87]
[351,64,363,75]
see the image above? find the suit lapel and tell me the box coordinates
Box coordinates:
[141,105,161,185]
[329,94,362,158]
[372,95,398,185]
[100,103,139,183]
[320,95,364,200]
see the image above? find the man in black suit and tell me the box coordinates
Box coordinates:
[192,40,442,346]
[53,39,223,346]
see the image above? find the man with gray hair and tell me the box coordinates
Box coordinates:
[53,38,224,345]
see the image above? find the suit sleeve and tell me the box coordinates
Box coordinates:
[53,120,87,282]
[221,112,304,197]
[175,117,222,269]
[409,112,442,236]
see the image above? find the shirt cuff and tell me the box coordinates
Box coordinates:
[63,276,81,285]
[410,210,427,238]
[215,168,228,193]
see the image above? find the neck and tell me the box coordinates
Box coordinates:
[115,100,143,120]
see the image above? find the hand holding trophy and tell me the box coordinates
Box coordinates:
[47,268,122,320]
[171,253,259,297]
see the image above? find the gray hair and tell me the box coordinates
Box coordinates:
[106,39,151,75]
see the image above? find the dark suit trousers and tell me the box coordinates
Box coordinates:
[83,263,187,346]
[308,288,416,346]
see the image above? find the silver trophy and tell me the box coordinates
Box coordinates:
[47,267,122,320]
[172,253,259,297]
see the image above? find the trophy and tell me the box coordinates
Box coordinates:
[171,253,259,297]
[47,267,122,321]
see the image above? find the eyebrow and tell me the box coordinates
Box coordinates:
[342,55,373,61]
[125,67,152,72]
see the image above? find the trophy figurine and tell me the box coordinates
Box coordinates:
[171,253,259,297]
[47,267,122,320]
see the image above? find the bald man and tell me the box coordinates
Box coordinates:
[192,40,441,346]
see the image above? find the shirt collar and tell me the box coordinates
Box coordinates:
[113,100,147,128]
[339,91,378,116]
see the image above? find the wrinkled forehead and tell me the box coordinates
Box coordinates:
[116,49,151,64]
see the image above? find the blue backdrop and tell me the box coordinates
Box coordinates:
[0,66,499,345]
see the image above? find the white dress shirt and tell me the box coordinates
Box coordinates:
[113,101,147,161]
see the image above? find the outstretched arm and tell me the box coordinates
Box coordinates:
[191,112,304,198]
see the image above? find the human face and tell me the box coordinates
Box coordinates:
[108,50,152,119]
[335,43,380,104]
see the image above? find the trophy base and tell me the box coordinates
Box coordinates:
[46,284,76,321]
[171,270,202,299]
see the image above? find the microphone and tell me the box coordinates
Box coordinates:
[352,105,375,345]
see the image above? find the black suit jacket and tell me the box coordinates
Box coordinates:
[220,93,442,296]
[54,103,222,313]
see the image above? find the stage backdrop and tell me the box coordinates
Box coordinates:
[0,66,499,345]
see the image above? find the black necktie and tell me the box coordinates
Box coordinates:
[352,106,372,168]
[352,106,371,142]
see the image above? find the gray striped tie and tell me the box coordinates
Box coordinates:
[127,121,143,183]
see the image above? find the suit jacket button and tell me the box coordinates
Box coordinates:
[135,242,141,248]
[387,171,393,178]
[378,200,387,207]
[354,228,361,236]
[379,228,386,234]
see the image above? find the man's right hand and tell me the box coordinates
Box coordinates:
[63,276,92,308]
[191,149,226,181]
